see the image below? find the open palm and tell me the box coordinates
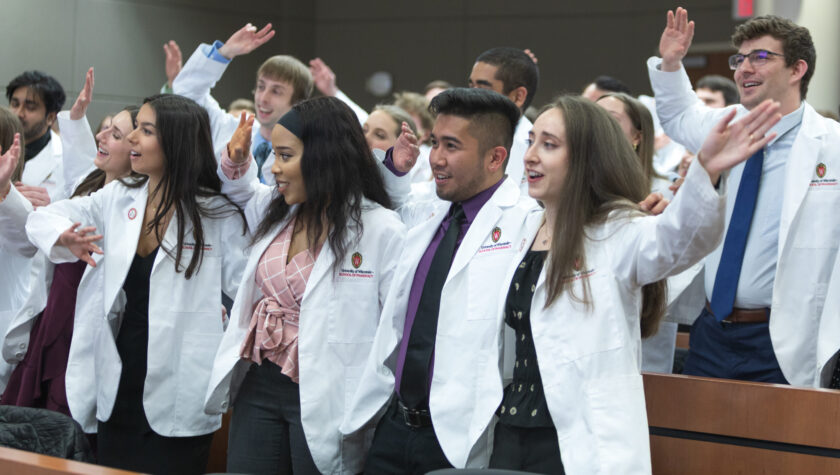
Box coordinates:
[219,23,275,59]
[70,67,94,121]
[698,100,781,181]
[58,222,104,267]
[659,7,694,69]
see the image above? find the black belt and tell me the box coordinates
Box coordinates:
[395,399,433,428]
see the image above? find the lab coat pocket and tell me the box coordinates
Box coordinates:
[466,253,510,320]
[585,373,650,474]
[792,190,840,249]
[176,332,223,423]
[546,272,623,362]
[328,281,379,343]
[162,253,221,314]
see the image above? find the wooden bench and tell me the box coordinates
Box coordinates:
[0,412,231,474]
[644,372,840,473]
[0,446,138,475]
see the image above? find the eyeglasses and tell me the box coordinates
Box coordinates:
[728,50,785,70]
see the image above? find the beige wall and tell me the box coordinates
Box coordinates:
[11,0,837,126]
[312,0,740,110]
[1,0,313,126]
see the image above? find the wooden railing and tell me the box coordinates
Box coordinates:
[6,376,840,473]
[0,446,137,475]
[644,372,840,473]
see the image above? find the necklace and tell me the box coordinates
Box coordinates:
[538,218,552,247]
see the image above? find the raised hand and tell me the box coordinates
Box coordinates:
[218,23,275,60]
[0,133,21,198]
[14,183,50,208]
[227,112,255,164]
[69,67,94,121]
[309,58,338,97]
[659,7,695,72]
[524,48,539,65]
[164,40,183,88]
[57,222,103,267]
[392,122,420,173]
[698,99,781,184]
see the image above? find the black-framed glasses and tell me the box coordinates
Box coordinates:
[728,50,785,70]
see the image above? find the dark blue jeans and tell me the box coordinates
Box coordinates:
[683,308,789,384]
[364,398,453,474]
[227,361,320,475]
[489,422,565,474]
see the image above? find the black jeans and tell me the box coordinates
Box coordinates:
[97,420,213,475]
[227,361,320,475]
[364,398,453,474]
[489,422,565,475]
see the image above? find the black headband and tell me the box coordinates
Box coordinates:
[276,108,303,139]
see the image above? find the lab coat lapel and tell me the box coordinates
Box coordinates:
[103,185,146,316]
[21,132,60,186]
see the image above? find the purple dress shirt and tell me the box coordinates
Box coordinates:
[393,177,505,401]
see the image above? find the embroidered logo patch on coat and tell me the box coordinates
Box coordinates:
[491,227,502,243]
[352,252,362,269]
[817,163,827,178]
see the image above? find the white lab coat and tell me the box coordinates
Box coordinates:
[0,113,97,392]
[0,187,40,392]
[25,179,250,435]
[508,116,531,197]
[648,57,840,387]
[205,163,405,474]
[341,171,536,468]
[489,159,725,475]
[817,248,840,385]
[640,175,700,373]
[21,130,74,202]
[174,44,273,180]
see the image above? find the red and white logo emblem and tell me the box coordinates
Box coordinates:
[817,163,827,178]
[491,227,501,243]
[351,252,362,269]
[128,208,137,220]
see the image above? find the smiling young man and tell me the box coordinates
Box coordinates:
[342,88,536,473]
[648,8,840,387]
[173,23,313,184]
[6,71,67,202]
[468,47,539,196]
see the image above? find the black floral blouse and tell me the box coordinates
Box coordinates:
[499,249,553,428]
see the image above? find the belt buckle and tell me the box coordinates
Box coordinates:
[398,400,428,428]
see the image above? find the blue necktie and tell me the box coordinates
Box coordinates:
[709,149,765,321]
[253,142,271,183]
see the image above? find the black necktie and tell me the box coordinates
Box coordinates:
[253,142,271,183]
[399,203,466,409]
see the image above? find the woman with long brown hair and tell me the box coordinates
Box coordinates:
[486,95,781,474]
[25,93,249,474]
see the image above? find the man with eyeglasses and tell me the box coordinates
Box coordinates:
[647,8,840,387]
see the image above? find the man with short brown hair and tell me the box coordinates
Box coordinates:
[174,23,313,183]
[648,8,840,387]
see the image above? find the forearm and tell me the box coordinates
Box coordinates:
[0,186,38,257]
[57,112,97,197]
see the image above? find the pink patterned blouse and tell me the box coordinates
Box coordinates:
[239,216,320,383]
